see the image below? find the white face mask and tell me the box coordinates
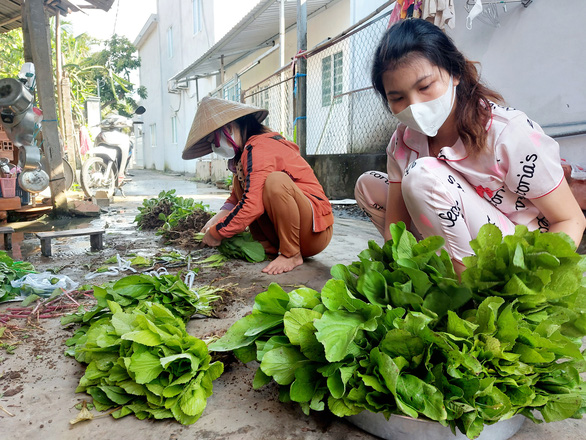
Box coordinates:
[211,127,239,159]
[392,76,456,137]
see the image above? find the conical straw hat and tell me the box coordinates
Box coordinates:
[182,96,268,160]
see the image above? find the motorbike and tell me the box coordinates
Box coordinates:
[80,106,146,198]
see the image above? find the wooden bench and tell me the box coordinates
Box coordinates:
[0,226,14,250]
[36,228,105,257]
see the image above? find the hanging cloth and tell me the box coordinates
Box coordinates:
[401,0,416,19]
[421,0,456,30]
[388,0,425,28]
[79,125,91,156]
[388,0,405,28]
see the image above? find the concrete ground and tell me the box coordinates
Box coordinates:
[0,169,585,440]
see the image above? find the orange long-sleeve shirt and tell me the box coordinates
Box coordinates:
[209,133,333,240]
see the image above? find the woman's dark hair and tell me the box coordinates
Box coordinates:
[234,114,271,144]
[372,19,503,155]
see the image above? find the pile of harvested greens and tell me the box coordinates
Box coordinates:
[135,190,212,245]
[135,190,265,262]
[63,272,224,424]
[69,301,223,424]
[210,223,586,439]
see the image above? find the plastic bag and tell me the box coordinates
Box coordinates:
[11,272,79,297]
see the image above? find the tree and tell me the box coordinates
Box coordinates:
[0,29,24,78]
[86,34,147,117]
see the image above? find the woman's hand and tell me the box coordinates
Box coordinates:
[201,209,230,233]
[202,229,222,247]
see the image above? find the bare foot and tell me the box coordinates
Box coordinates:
[262,253,304,275]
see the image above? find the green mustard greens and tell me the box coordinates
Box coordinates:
[209,223,586,439]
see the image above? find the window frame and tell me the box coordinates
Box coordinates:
[321,50,344,107]
[193,0,203,34]
[167,26,174,58]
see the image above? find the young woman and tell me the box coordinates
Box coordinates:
[183,96,334,275]
[355,19,585,274]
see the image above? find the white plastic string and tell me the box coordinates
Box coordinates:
[144,267,169,277]
[85,254,137,280]
[184,271,199,300]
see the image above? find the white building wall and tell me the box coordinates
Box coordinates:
[448,0,586,163]
[135,16,164,171]
[135,0,258,177]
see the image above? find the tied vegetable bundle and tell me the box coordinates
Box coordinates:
[209,223,586,439]
[70,300,223,425]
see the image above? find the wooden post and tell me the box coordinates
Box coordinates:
[295,0,307,157]
[21,1,33,63]
[61,73,77,171]
[26,0,68,213]
[55,10,65,139]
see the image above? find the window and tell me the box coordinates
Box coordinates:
[223,78,241,102]
[171,116,178,144]
[321,51,344,107]
[193,0,203,34]
[149,124,157,148]
[167,27,174,58]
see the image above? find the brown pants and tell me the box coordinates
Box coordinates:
[235,172,333,258]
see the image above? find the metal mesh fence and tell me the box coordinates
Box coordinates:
[242,68,295,140]
[240,12,397,155]
[306,12,397,154]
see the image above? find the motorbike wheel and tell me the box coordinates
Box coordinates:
[80,157,116,199]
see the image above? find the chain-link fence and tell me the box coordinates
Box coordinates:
[242,68,295,139]
[306,12,397,155]
[241,11,397,155]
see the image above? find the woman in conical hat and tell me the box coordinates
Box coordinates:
[183,96,334,275]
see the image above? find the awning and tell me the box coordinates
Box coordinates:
[170,0,341,82]
[0,0,116,33]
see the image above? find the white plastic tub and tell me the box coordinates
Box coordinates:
[346,411,525,440]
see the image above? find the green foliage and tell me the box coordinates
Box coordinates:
[0,252,36,303]
[135,190,210,232]
[86,34,144,116]
[68,301,223,424]
[0,29,24,78]
[137,191,264,263]
[209,223,586,439]
[218,233,266,263]
[61,272,221,327]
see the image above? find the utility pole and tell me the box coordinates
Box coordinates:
[26,0,68,214]
[295,0,307,157]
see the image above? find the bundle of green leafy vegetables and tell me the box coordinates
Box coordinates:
[194,231,266,263]
[0,251,36,303]
[209,223,586,439]
[62,273,221,327]
[69,300,223,424]
[218,232,266,263]
[134,189,211,233]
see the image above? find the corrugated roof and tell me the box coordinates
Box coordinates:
[170,0,340,81]
[0,0,115,33]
